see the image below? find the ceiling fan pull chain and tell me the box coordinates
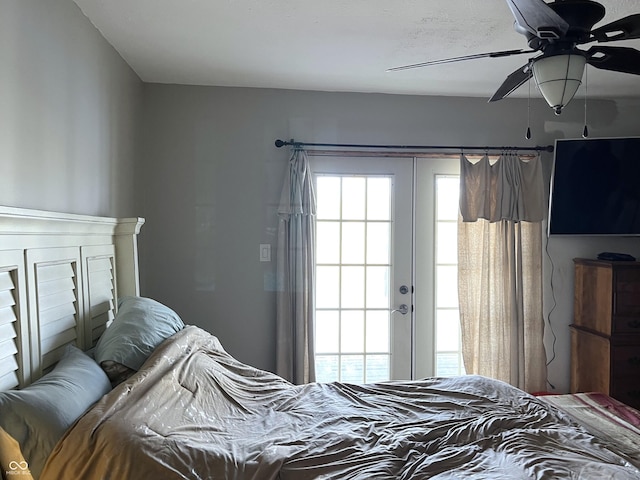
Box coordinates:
[582,65,589,138]
[525,74,532,140]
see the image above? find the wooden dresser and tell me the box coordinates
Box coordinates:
[571,258,640,410]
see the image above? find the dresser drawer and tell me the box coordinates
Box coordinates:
[611,344,640,376]
[610,380,640,410]
[615,268,640,316]
[613,316,640,334]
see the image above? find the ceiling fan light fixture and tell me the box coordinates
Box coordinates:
[532,54,586,115]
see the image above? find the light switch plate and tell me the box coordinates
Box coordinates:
[259,244,271,262]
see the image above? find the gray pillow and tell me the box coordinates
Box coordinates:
[0,345,111,479]
[94,296,184,372]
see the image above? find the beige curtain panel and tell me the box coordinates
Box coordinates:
[458,153,547,393]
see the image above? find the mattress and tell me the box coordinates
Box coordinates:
[539,391,640,469]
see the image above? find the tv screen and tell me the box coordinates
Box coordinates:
[548,137,640,236]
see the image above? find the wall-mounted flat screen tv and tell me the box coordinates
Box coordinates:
[548,137,640,236]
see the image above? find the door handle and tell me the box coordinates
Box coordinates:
[392,304,409,315]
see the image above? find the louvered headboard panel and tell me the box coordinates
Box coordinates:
[0,250,28,389]
[27,247,83,378]
[0,207,144,388]
[82,245,117,348]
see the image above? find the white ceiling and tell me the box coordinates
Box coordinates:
[73,0,640,100]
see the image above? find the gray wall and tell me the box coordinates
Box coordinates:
[4,0,640,393]
[0,0,142,217]
[139,84,640,392]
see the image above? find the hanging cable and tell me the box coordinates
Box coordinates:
[582,65,589,138]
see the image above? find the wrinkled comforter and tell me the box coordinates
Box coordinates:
[41,326,640,479]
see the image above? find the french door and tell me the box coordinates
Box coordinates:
[312,156,413,381]
[311,155,460,382]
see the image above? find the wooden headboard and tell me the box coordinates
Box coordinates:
[0,206,144,390]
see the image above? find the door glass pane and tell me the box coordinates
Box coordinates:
[366,222,390,264]
[367,178,391,220]
[365,355,389,383]
[341,355,364,383]
[316,177,341,220]
[436,177,460,220]
[342,177,366,220]
[316,355,338,382]
[316,310,339,353]
[366,266,390,309]
[436,222,457,264]
[436,353,461,376]
[366,311,389,352]
[316,266,339,308]
[317,222,340,263]
[341,310,364,353]
[436,265,458,309]
[436,309,460,351]
[342,222,365,264]
[341,266,364,309]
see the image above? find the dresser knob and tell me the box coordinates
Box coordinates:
[629,357,640,367]
[628,320,640,329]
[628,390,640,399]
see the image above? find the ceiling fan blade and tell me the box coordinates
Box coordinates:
[488,63,533,102]
[587,46,640,75]
[588,14,640,43]
[505,0,569,39]
[387,49,534,72]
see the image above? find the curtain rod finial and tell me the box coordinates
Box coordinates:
[275,139,286,148]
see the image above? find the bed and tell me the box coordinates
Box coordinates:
[1,207,639,480]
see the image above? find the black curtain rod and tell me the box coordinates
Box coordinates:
[274,139,554,153]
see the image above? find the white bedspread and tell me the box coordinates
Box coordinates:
[41,326,640,479]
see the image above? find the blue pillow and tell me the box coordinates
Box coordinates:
[94,296,184,371]
[0,345,111,479]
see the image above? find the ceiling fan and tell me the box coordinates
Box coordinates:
[389,0,640,115]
